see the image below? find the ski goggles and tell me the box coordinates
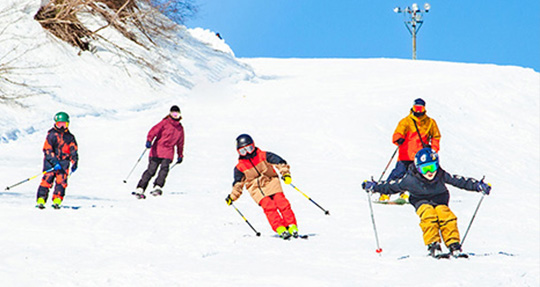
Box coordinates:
[56,121,69,128]
[237,144,255,156]
[417,161,438,174]
[413,105,425,113]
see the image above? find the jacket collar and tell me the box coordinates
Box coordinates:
[408,110,427,122]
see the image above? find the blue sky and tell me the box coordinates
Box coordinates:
[187,1,540,71]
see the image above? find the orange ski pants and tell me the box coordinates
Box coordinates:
[259,192,297,232]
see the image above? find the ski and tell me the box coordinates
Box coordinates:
[434,253,452,259]
[434,252,469,259]
[150,189,162,196]
[272,234,309,240]
[132,191,146,199]
[450,252,469,259]
[400,251,516,260]
[373,198,409,205]
[398,252,469,260]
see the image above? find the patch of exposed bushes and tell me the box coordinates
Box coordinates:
[34,0,197,51]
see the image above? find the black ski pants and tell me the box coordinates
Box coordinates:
[137,157,172,191]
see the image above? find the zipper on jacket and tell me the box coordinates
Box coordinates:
[248,157,266,197]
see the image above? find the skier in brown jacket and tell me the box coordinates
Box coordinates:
[225,134,299,239]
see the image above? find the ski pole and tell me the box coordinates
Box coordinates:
[377,146,399,182]
[170,161,180,171]
[461,192,486,248]
[123,148,148,183]
[230,202,261,236]
[366,189,383,255]
[5,167,55,190]
[285,180,330,215]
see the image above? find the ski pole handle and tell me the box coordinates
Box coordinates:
[5,167,55,190]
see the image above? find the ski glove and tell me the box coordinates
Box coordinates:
[53,162,62,171]
[176,156,183,164]
[282,174,292,185]
[477,181,491,195]
[146,141,152,148]
[225,195,233,206]
[362,180,377,192]
[395,138,405,145]
[71,161,78,173]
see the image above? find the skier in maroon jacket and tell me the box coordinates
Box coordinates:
[133,105,184,198]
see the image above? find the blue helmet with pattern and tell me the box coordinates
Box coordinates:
[414,148,439,174]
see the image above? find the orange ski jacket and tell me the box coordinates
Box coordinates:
[42,126,78,172]
[393,112,441,162]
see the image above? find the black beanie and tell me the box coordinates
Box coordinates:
[170,105,180,112]
[414,98,426,106]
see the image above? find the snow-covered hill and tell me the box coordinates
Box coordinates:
[0,0,253,143]
[1,1,539,286]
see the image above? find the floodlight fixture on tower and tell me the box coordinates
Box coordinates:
[394,3,431,60]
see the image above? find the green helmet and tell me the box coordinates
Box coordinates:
[54,112,70,123]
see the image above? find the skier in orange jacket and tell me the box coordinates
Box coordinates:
[381,98,441,201]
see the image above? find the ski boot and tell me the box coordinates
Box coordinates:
[399,192,409,200]
[51,197,62,209]
[132,188,146,199]
[448,243,469,258]
[428,242,448,259]
[150,187,163,197]
[36,197,46,209]
[393,192,409,204]
[288,224,299,238]
[276,226,291,240]
[378,194,390,202]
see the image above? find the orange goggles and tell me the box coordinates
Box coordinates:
[237,144,255,156]
[413,105,425,113]
[56,121,69,128]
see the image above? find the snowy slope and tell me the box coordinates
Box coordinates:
[1,1,540,287]
[0,0,253,143]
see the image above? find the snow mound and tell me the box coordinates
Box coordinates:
[188,27,235,56]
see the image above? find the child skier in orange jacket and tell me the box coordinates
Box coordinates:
[36,112,78,209]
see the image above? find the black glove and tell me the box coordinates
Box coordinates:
[225,195,233,206]
[146,141,152,148]
[395,138,405,145]
[477,181,491,195]
[176,156,183,164]
[362,180,377,192]
[71,161,78,173]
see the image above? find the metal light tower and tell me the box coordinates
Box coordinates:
[394,3,430,60]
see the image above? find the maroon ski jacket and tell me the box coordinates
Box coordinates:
[147,116,184,161]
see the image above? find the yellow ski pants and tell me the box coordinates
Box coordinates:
[416,204,460,247]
